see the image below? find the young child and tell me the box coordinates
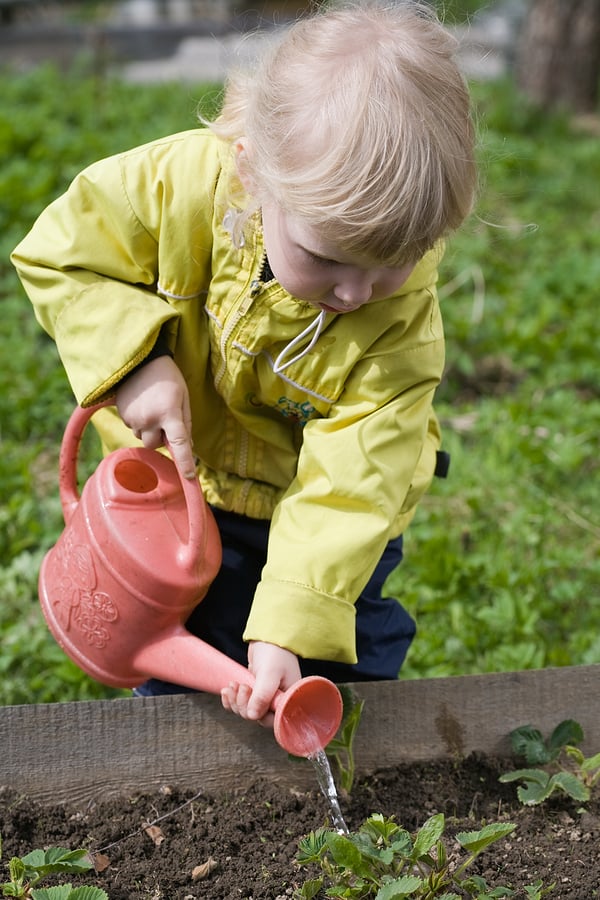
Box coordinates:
[11,1,476,730]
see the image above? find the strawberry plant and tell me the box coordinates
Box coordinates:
[325,686,365,794]
[294,811,552,898]
[499,719,600,806]
[1,846,107,899]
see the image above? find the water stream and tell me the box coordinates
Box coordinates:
[309,748,349,834]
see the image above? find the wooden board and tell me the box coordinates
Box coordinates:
[1,665,598,806]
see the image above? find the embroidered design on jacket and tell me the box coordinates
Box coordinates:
[276,397,317,425]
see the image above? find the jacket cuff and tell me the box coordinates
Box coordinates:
[243,580,358,663]
[118,328,174,386]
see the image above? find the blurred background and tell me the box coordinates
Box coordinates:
[1,0,514,83]
[1,0,597,103]
[1,0,599,705]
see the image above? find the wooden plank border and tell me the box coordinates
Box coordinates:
[1,665,599,806]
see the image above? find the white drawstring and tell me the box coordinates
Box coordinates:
[273,310,327,374]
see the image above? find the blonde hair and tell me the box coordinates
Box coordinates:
[209,1,476,265]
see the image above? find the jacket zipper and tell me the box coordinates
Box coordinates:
[214,277,262,390]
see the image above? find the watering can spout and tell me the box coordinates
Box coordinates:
[39,402,344,757]
[134,629,344,757]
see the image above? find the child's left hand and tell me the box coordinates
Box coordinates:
[220,641,301,727]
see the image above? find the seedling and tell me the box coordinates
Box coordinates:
[499,719,600,806]
[325,686,365,794]
[294,811,552,898]
[1,845,107,899]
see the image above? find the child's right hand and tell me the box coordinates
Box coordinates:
[221,641,302,726]
[116,355,196,478]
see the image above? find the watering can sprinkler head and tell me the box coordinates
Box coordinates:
[272,675,343,757]
[39,402,344,757]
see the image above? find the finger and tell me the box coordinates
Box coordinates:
[256,710,275,729]
[138,428,165,449]
[222,683,252,718]
[221,684,275,728]
[162,423,196,479]
[247,678,278,722]
[220,687,234,713]
[182,390,193,443]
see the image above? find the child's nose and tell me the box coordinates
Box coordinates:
[333,272,374,307]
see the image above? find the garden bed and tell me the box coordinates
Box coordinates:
[1,667,599,897]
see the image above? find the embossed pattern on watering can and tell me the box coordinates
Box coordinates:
[47,530,118,649]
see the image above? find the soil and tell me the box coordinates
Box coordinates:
[1,754,599,899]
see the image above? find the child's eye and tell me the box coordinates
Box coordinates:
[304,250,334,267]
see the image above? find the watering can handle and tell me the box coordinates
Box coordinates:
[58,400,207,572]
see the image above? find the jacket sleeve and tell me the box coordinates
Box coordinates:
[10,131,217,405]
[244,297,444,664]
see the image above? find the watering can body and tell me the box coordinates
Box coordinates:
[40,422,222,688]
[39,403,343,756]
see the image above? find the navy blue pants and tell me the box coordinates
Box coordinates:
[135,507,415,695]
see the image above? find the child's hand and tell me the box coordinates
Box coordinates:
[116,355,196,478]
[220,641,301,727]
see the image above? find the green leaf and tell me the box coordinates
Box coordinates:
[499,768,550,787]
[21,848,93,878]
[31,889,108,900]
[517,782,552,805]
[297,830,328,865]
[65,888,109,900]
[2,885,24,898]
[362,814,401,842]
[460,874,516,896]
[580,752,600,773]
[325,833,366,871]
[462,874,488,890]
[481,889,515,898]
[499,769,553,805]
[455,822,515,853]
[499,768,549,782]
[411,813,445,859]
[524,879,555,898]
[509,726,553,765]
[333,688,364,744]
[547,719,584,754]
[352,831,397,868]
[7,857,25,884]
[30,887,73,899]
[503,768,588,805]
[389,834,413,858]
[548,772,589,803]
[374,875,422,899]
[351,837,394,867]
[296,878,323,899]
[564,746,585,766]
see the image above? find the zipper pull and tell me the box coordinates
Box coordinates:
[249,279,262,299]
[238,288,259,317]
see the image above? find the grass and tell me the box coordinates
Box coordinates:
[0,56,598,704]
[390,80,600,678]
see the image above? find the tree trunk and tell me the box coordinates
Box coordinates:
[516,0,600,113]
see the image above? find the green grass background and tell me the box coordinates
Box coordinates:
[0,5,598,703]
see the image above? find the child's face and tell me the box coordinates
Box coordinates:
[261,203,415,313]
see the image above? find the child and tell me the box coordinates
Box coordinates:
[11,1,476,730]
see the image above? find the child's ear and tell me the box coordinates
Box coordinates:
[235,138,257,193]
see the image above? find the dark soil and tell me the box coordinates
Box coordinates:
[2,754,599,899]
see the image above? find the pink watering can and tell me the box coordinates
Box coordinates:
[39,402,343,758]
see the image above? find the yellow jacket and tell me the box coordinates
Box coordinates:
[12,129,445,665]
